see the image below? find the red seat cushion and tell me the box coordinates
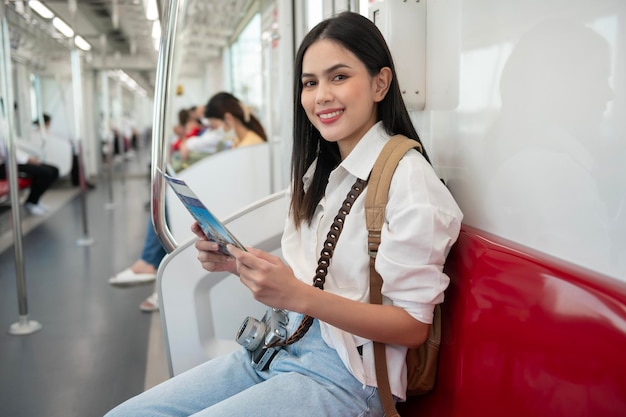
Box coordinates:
[398,225,626,417]
[0,178,32,198]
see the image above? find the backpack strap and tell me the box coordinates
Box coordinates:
[365,135,422,258]
[365,134,422,417]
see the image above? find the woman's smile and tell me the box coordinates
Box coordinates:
[317,108,344,123]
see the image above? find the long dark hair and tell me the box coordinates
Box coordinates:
[290,11,429,226]
[204,92,267,141]
[177,108,190,126]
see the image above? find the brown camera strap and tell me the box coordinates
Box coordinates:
[273,177,368,347]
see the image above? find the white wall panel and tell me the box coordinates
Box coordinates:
[421,0,626,281]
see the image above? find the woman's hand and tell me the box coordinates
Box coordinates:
[192,222,237,274]
[226,244,308,311]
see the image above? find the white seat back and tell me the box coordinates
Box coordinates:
[42,137,73,178]
[166,143,272,243]
[158,190,289,376]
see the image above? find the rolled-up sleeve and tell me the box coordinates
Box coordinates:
[377,150,463,324]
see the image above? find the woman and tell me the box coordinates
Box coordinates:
[204,92,267,148]
[105,11,461,417]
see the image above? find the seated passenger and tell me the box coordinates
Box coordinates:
[170,107,205,172]
[104,12,461,416]
[178,114,233,166]
[204,92,267,148]
[0,141,59,216]
[31,113,95,189]
[109,92,268,313]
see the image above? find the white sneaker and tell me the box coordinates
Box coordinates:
[24,202,48,217]
[108,268,156,287]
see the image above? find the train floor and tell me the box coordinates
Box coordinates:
[0,151,169,417]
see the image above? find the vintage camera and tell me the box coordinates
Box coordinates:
[236,308,289,370]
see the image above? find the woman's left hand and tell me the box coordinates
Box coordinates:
[227,244,306,310]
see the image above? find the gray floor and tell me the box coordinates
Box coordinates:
[0,155,168,417]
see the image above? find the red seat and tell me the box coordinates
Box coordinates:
[0,177,32,200]
[398,225,626,417]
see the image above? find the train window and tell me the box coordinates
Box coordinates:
[305,0,323,31]
[229,13,263,118]
[359,0,370,17]
[29,74,40,126]
[304,0,367,31]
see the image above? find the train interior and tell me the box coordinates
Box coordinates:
[1,1,625,416]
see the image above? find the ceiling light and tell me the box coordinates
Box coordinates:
[28,1,54,19]
[52,17,74,38]
[74,35,91,51]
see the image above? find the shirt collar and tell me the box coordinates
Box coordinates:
[302,121,390,187]
[339,121,389,181]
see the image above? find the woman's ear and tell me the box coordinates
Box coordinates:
[373,67,392,102]
[223,112,234,129]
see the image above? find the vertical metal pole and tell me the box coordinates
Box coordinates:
[0,3,42,335]
[101,70,115,209]
[133,92,143,162]
[71,47,94,246]
[114,75,126,175]
[151,0,187,253]
[277,0,294,190]
[262,21,275,194]
[99,34,115,209]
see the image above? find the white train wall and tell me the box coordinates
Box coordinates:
[361,0,625,281]
[250,0,626,281]
[6,0,623,283]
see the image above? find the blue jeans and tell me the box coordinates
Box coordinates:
[104,315,384,417]
[141,216,167,268]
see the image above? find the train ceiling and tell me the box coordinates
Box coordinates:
[4,0,255,96]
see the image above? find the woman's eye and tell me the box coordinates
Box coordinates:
[333,74,347,82]
[302,80,316,88]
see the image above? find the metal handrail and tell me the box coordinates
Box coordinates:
[150,0,186,253]
[0,3,41,335]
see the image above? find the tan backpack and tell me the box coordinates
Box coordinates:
[365,135,442,417]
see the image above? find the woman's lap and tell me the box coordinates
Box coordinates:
[105,319,383,417]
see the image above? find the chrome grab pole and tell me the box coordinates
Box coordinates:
[71,47,94,246]
[101,69,115,209]
[0,3,42,335]
[151,0,187,253]
[114,74,127,186]
[99,34,115,210]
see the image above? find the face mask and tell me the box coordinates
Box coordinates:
[219,126,237,145]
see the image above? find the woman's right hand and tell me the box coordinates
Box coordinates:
[192,222,238,275]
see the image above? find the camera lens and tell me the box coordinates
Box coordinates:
[236,317,266,351]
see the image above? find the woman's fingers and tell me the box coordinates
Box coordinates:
[191,222,207,239]
[194,235,238,274]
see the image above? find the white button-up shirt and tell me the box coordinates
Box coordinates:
[281,122,463,400]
